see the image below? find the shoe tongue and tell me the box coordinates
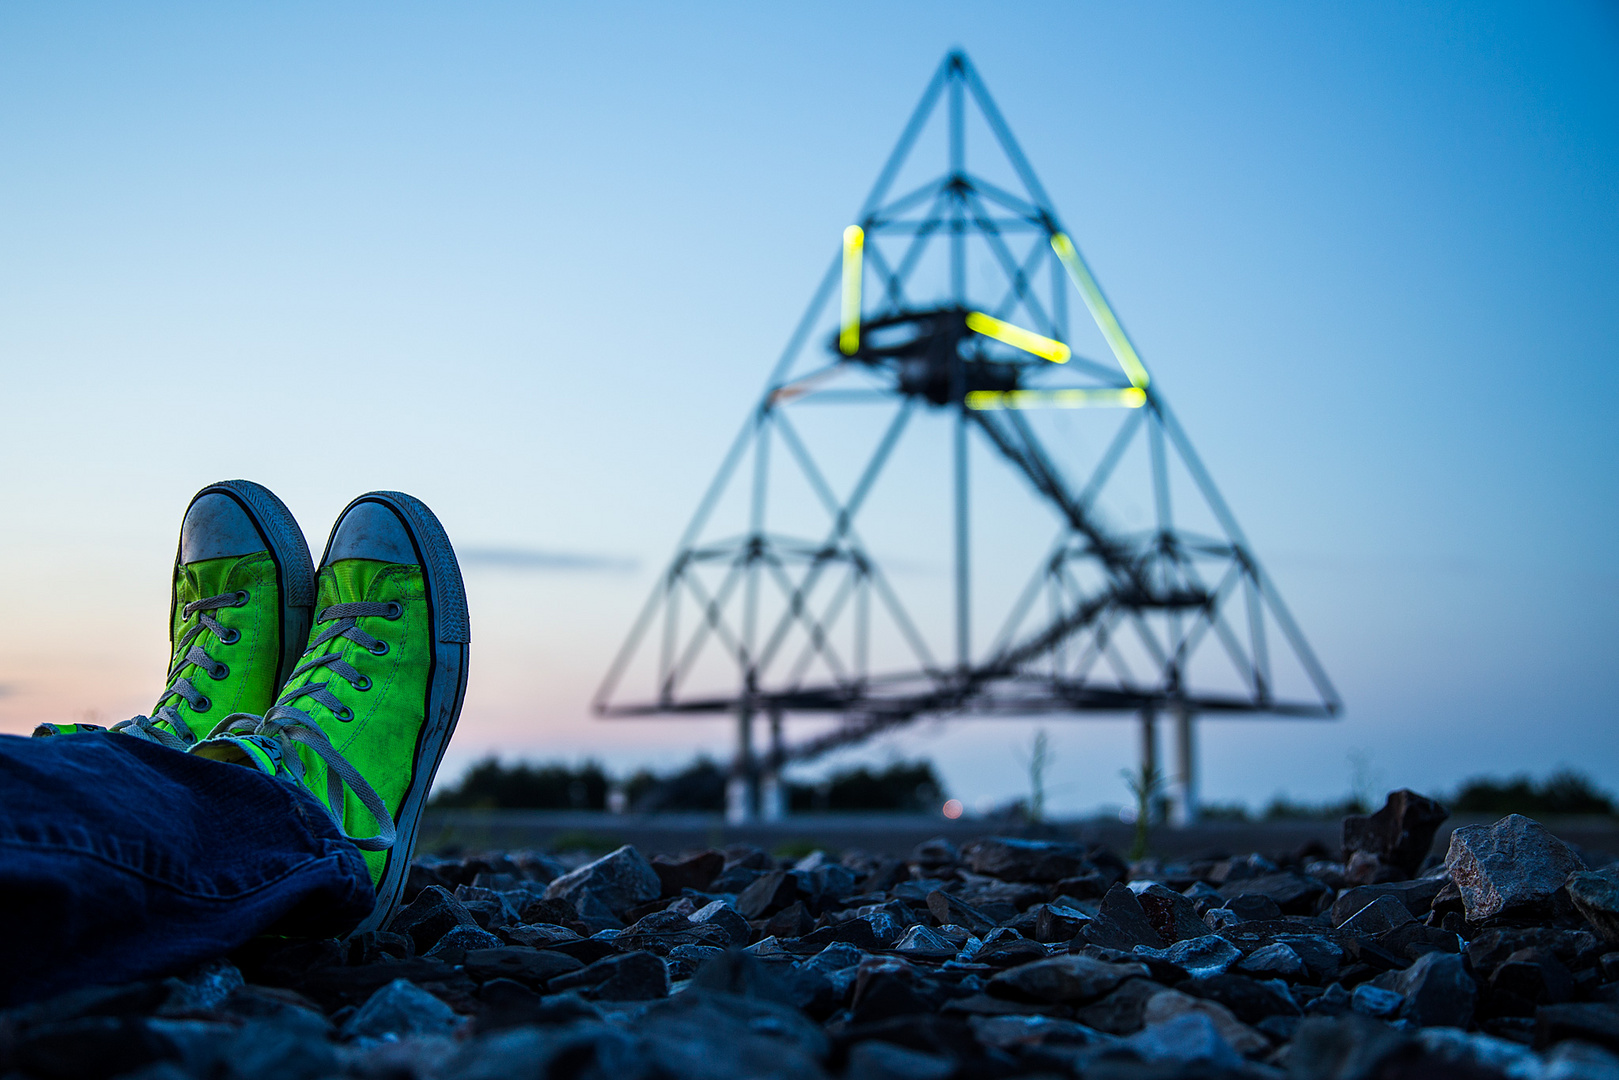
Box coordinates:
[320,558,395,607]
[179,554,253,603]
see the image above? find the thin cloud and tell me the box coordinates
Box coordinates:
[459,546,639,573]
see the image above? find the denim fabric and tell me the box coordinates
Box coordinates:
[0,732,375,1006]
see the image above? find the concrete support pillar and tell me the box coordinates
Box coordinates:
[726,704,756,824]
[759,709,786,822]
[1169,705,1199,827]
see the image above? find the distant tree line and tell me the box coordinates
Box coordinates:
[430,755,947,814]
[430,756,1615,819]
[1201,768,1615,822]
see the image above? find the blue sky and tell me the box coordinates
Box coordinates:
[1,2,1615,814]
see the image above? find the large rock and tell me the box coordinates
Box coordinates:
[1133,935,1242,978]
[544,845,661,916]
[1140,989,1270,1055]
[1566,867,1619,945]
[1444,814,1586,921]
[962,837,1090,882]
[636,990,828,1080]
[987,954,1148,1004]
[339,978,462,1042]
[388,885,479,953]
[1330,878,1446,925]
[463,948,584,988]
[1216,872,1329,915]
[1376,951,1477,1029]
[1132,883,1209,944]
[1342,789,1450,877]
[548,951,670,1002]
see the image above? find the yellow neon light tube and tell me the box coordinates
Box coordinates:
[1050,232,1151,389]
[964,311,1071,363]
[964,388,1148,410]
[839,225,864,355]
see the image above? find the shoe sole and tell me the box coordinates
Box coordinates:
[323,491,470,935]
[181,481,316,694]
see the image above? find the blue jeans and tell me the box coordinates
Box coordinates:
[0,732,375,1006]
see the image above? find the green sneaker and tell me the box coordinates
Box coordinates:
[34,480,314,748]
[193,491,469,934]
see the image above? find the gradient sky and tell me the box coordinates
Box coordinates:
[2,2,1615,815]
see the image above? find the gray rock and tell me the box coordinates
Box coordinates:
[1217,872,1329,914]
[423,924,503,960]
[1081,883,1166,950]
[1567,867,1619,945]
[544,845,661,916]
[925,889,997,936]
[1348,984,1402,1018]
[1132,883,1211,943]
[161,959,244,1013]
[389,884,478,953]
[1072,978,1168,1034]
[1219,894,1283,922]
[1140,989,1270,1055]
[1133,935,1242,978]
[1381,950,1476,1028]
[549,950,671,1002]
[962,837,1090,882]
[967,1013,1116,1050]
[988,954,1149,1004]
[1329,878,1446,925]
[1342,789,1450,877]
[463,947,585,988]
[1123,1012,1245,1071]
[637,990,828,1080]
[1535,1002,1619,1054]
[501,923,582,948]
[688,900,752,947]
[1541,1040,1619,1080]
[1445,813,1586,921]
[910,837,960,872]
[893,924,957,960]
[441,1022,645,1080]
[1178,972,1299,1025]
[1237,942,1307,980]
[844,1040,951,1080]
[1287,1015,1411,1080]
[339,978,461,1042]
[1339,894,1415,936]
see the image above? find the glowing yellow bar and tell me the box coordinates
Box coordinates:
[964,387,1148,410]
[965,311,1071,363]
[839,225,864,355]
[1050,232,1151,389]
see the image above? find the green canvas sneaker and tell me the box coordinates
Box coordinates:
[34,480,314,748]
[192,491,469,934]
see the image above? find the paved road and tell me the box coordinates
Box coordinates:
[418,810,1619,862]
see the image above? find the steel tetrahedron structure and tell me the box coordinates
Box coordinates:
[594,52,1341,823]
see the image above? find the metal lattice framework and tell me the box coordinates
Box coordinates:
[594,52,1340,822]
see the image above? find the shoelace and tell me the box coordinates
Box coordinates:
[210,601,400,851]
[112,591,248,750]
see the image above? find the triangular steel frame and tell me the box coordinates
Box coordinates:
[594,52,1340,821]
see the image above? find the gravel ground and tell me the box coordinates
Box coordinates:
[5,790,1619,1079]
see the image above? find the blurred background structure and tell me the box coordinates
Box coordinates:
[0,4,1615,817]
[594,54,1340,823]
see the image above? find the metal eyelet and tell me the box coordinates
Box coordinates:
[196,696,212,713]
[212,663,230,681]
[234,591,251,606]
[335,706,354,722]
[385,602,403,620]
[220,629,242,645]
[370,641,390,656]
[353,675,372,691]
